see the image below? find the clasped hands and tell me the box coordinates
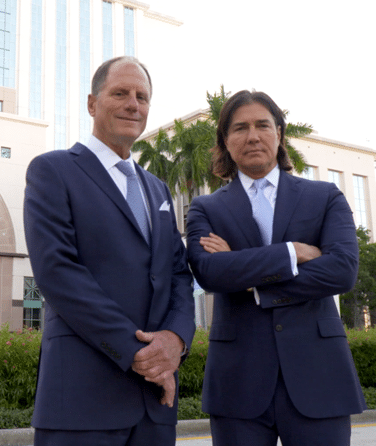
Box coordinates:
[132,329,184,408]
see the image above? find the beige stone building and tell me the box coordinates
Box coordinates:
[0,0,182,330]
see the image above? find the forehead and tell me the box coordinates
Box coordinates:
[230,102,275,125]
[105,62,150,94]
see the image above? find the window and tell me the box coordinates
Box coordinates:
[302,166,316,180]
[102,1,113,62]
[0,100,3,111]
[1,146,10,158]
[328,169,341,189]
[23,277,44,329]
[29,0,43,118]
[55,0,67,150]
[124,7,135,56]
[0,0,17,88]
[353,175,368,229]
[79,0,91,143]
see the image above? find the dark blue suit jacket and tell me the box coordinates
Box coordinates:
[187,170,366,419]
[24,143,195,430]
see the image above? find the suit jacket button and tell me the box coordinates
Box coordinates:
[151,274,156,280]
[275,325,283,332]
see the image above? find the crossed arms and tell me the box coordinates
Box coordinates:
[187,184,359,307]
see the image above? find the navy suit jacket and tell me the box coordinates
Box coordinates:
[24,143,195,430]
[187,170,366,419]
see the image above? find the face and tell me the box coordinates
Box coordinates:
[225,102,281,179]
[88,61,151,158]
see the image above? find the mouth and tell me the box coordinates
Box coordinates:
[116,117,139,122]
[244,149,264,155]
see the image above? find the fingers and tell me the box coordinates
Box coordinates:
[292,242,322,264]
[135,329,154,344]
[200,232,231,253]
[160,376,176,408]
[132,330,182,382]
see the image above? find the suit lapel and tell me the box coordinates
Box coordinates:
[272,170,303,243]
[71,143,147,241]
[219,176,263,247]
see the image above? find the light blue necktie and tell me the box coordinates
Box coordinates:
[251,178,273,245]
[116,161,151,244]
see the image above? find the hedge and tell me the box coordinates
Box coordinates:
[0,324,376,427]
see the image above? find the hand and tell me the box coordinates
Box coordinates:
[200,232,231,253]
[292,242,322,264]
[132,330,183,385]
[160,375,176,408]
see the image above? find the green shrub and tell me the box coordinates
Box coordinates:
[0,323,41,409]
[0,406,34,428]
[362,387,376,410]
[347,327,376,388]
[179,328,209,398]
[178,396,209,420]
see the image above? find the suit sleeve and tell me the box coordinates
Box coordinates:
[187,197,295,293]
[258,185,359,308]
[24,155,159,372]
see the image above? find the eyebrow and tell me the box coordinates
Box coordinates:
[231,119,273,128]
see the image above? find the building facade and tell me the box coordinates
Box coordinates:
[0,0,181,330]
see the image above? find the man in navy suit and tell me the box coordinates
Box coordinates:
[24,56,195,446]
[187,90,366,446]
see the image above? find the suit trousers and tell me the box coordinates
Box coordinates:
[34,412,176,446]
[210,371,351,446]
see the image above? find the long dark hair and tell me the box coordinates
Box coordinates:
[211,90,292,179]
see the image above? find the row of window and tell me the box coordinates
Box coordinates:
[302,167,368,229]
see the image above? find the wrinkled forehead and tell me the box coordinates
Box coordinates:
[110,60,151,93]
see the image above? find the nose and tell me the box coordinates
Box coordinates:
[124,93,139,112]
[247,125,260,141]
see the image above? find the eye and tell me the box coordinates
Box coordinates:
[137,94,148,103]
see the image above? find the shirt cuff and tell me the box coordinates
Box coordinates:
[286,241,299,276]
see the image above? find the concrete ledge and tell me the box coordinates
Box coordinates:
[177,418,210,437]
[0,411,375,445]
[0,427,34,446]
[351,409,376,425]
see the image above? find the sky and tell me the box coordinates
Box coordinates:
[142,0,375,149]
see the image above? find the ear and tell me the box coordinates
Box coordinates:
[87,94,96,117]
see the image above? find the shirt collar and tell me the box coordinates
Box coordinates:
[238,164,280,190]
[86,135,136,172]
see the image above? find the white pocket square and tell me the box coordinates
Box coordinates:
[159,201,170,212]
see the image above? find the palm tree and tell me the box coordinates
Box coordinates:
[168,119,217,201]
[132,128,174,184]
[284,111,312,174]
